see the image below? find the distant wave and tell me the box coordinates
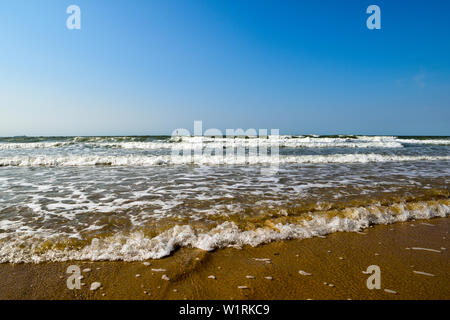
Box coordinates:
[1,135,449,150]
[0,142,75,149]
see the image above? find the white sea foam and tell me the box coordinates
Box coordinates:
[0,154,449,167]
[97,137,404,149]
[0,201,448,263]
[391,138,450,146]
[0,142,74,149]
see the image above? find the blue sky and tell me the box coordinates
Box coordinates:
[0,0,449,136]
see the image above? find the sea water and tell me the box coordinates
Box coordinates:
[0,135,448,262]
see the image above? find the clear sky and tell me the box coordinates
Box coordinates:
[0,0,449,136]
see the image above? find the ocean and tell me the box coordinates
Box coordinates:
[0,135,448,263]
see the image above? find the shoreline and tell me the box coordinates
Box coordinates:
[0,217,448,300]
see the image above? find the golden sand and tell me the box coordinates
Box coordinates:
[0,218,448,300]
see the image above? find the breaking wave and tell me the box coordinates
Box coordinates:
[0,154,449,167]
[0,199,448,263]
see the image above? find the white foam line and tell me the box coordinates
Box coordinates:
[411,247,441,253]
[384,289,397,294]
[0,201,448,263]
[413,271,436,277]
[0,142,73,149]
[1,154,449,167]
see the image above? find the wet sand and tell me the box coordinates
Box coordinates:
[0,218,448,300]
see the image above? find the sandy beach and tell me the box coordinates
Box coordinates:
[1,217,448,300]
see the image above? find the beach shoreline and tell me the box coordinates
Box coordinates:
[0,217,448,300]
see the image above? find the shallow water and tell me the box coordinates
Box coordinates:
[0,135,448,262]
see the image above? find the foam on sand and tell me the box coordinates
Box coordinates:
[0,200,447,263]
[410,247,441,253]
[413,271,436,277]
